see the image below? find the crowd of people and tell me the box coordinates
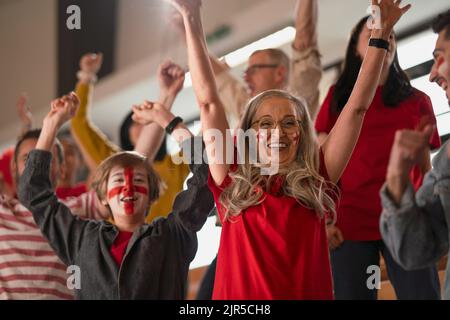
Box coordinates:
[1,0,449,300]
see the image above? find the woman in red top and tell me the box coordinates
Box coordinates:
[168,0,410,299]
[315,16,441,300]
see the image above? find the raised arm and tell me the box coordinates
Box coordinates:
[133,100,213,232]
[134,60,185,159]
[291,0,322,119]
[293,0,318,51]
[18,93,98,266]
[70,53,119,171]
[170,11,247,122]
[167,0,230,185]
[322,0,411,183]
[133,97,214,232]
[210,54,249,123]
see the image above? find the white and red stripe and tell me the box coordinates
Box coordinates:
[0,191,109,300]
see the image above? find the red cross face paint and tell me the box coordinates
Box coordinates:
[291,132,300,146]
[107,166,149,216]
[255,127,300,168]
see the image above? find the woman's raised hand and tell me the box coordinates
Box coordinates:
[372,0,411,35]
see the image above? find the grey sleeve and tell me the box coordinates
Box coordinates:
[380,146,450,270]
[170,136,215,233]
[18,150,99,265]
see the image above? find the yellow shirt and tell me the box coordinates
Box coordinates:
[72,83,190,223]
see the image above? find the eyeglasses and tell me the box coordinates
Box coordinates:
[251,116,301,133]
[243,64,279,76]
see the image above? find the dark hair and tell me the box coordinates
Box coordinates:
[432,9,450,39]
[14,129,64,165]
[119,112,167,161]
[331,16,413,114]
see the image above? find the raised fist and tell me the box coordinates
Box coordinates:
[44,92,80,130]
[80,53,103,75]
[387,125,435,179]
[158,60,185,96]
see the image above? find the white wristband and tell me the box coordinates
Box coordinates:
[77,70,98,84]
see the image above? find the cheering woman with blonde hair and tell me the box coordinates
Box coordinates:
[149,0,411,299]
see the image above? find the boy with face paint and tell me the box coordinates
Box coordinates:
[18,93,214,299]
[380,10,450,299]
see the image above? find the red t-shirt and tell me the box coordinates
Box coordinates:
[208,152,334,300]
[0,147,14,189]
[315,86,441,241]
[110,231,133,266]
[56,183,87,201]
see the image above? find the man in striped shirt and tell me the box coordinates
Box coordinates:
[0,130,108,299]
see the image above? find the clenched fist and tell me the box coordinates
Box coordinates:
[80,53,103,75]
[158,60,185,97]
[43,92,80,130]
[386,125,435,203]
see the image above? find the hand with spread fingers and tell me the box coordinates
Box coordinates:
[371,0,412,37]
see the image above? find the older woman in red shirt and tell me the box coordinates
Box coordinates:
[166,0,410,299]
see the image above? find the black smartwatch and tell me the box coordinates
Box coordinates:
[369,38,389,51]
[165,116,183,134]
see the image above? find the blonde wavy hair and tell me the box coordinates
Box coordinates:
[219,90,338,222]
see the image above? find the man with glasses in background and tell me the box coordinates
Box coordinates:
[209,0,322,127]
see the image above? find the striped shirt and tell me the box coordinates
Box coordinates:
[0,191,109,300]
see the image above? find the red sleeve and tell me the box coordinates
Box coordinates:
[417,92,441,150]
[315,86,339,134]
[207,165,236,223]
